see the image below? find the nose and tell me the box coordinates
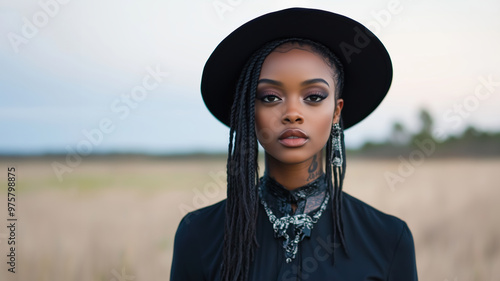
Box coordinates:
[282,99,304,124]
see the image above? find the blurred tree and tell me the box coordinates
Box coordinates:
[461,126,482,139]
[389,121,410,146]
[419,109,433,137]
[412,108,435,144]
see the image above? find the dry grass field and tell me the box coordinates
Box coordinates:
[0,155,499,281]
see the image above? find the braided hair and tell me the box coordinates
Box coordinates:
[222,37,348,281]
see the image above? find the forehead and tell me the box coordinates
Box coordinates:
[259,45,335,81]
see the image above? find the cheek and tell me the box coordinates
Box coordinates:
[311,109,334,143]
[254,104,265,132]
[254,105,277,145]
[319,118,333,141]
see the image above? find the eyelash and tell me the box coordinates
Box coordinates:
[260,94,280,103]
[305,92,328,102]
[259,92,328,103]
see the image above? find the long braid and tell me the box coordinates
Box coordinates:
[223,50,257,280]
[222,37,348,281]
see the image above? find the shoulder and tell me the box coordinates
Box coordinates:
[175,199,226,239]
[170,200,226,280]
[342,192,413,249]
[178,199,226,229]
[341,192,418,279]
[342,191,408,236]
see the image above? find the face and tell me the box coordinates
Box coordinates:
[255,43,344,164]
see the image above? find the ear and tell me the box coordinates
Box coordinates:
[333,98,344,124]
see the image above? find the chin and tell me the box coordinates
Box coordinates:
[267,148,317,165]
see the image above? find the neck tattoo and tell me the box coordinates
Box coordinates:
[306,155,321,181]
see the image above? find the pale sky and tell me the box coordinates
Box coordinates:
[1,0,499,154]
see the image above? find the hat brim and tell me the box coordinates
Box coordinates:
[201,7,393,130]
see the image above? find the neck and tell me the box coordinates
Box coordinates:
[264,150,324,191]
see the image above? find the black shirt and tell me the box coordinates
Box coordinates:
[170,174,418,280]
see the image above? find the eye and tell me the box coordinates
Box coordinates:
[305,92,327,102]
[260,94,281,103]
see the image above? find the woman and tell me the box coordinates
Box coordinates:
[170,7,418,281]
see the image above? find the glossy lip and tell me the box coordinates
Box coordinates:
[278,128,309,148]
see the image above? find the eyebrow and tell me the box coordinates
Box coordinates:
[257,78,329,87]
[301,78,330,87]
[257,79,283,86]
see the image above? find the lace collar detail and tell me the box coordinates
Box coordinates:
[259,172,328,217]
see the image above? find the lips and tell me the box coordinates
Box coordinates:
[278,129,309,147]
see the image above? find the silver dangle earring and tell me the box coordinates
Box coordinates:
[330,123,343,167]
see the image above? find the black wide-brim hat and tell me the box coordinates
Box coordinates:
[201,7,393,130]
